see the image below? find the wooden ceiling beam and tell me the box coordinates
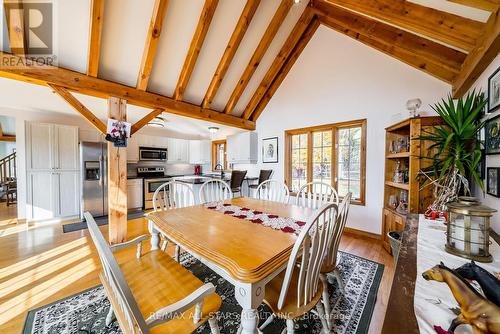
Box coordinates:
[174,0,219,100]
[313,2,466,83]
[87,0,105,77]
[243,7,315,120]
[0,52,254,130]
[224,0,293,115]
[448,0,500,11]
[131,108,164,135]
[3,0,26,56]
[452,7,500,97]
[312,0,484,52]
[0,136,16,142]
[137,0,170,91]
[49,84,107,134]
[201,0,261,109]
[251,18,320,122]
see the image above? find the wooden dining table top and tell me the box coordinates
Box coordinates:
[147,197,315,283]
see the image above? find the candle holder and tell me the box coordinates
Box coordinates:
[445,197,496,263]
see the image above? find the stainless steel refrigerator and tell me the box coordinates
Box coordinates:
[81,142,107,219]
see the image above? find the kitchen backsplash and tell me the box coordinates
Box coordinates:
[127,161,211,177]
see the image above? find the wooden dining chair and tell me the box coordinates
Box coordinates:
[229,170,247,196]
[152,181,195,261]
[255,180,290,204]
[248,169,273,196]
[320,192,352,329]
[85,212,221,334]
[199,179,232,204]
[296,182,339,210]
[258,203,337,334]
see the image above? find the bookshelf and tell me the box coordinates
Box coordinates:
[381,116,442,253]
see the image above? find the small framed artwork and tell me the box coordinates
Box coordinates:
[488,66,500,112]
[262,137,278,163]
[485,114,500,155]
[487,167,500,197]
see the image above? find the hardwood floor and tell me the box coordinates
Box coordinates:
[0,213,394,333]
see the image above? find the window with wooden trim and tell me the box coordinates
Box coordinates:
[212,140,227,171]
[285,119,366,205]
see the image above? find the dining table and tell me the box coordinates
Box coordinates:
[147,197,315,334]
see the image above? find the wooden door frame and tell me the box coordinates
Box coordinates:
[212,139,227,171]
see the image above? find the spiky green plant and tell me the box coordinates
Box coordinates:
[419,90,486,211]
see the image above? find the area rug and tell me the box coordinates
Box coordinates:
[22,251,383,334]
[62,212,146,233]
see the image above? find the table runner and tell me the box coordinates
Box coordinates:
[414,215,500,334]
[205,202,306,234]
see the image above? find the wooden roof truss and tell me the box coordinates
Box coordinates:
[1,0,499,130]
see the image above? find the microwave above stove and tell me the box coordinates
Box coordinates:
[139,147,167,161]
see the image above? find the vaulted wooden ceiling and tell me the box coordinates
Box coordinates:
[0,0,499,131]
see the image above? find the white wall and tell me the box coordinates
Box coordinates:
[471,54,500,234]
[234,26,451,235]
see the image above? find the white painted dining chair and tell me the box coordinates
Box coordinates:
[86,212,221,334]
[295,182,339,210]
[152,181,195,261]
[319,192,352,329]
[199,179,232,204]
[257,203,337,334]
[255,179,290,204]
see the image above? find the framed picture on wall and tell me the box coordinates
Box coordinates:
[486,114,500,155]
[262,137,278,163]
[487,167,500,197]
[488,66,500,112]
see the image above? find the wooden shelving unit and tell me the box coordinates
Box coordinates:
[382,116,442,254]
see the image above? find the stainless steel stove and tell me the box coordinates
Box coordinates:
[138,167,173,209]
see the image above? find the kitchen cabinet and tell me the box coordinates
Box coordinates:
[79,128,104,143]
[189,140,211,164]
[127,134,140,162]
[27,123,79,171]
[227,132,258,164]
[26,122,80,219]
[127,178,143,210]
[168,138,189,164]
[26,171,80,219]
[141,135,169,148]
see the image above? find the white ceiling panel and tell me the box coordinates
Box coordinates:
[148,0,206,97]
[210,0,281,111]
[409,0,490,22]
[55,0,89,73]
[182,0,247,105]
[99,0,155,86]
[233,0,308,116]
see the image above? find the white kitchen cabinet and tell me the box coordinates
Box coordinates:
[56,172,80,217]
[227,132,258,164]
[168,138,189,164]
[79,128,104,143]
[189,140,211,164]
[127,134,140,162]
[55,125,79,170]
[27,171,80,219]
[26,123,79,171]
[127,178,143,210]
[141,135,168,148]
[26,122,80,219]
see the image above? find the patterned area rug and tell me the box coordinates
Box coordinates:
[23,251,383,334]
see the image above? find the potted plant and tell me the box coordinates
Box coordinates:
[419,90,487,215]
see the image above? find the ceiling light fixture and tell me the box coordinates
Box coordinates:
[293,0,301,4]
[208,126,219,134]
[148,116,167,128]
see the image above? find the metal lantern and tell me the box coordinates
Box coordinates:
[445,197,497,263]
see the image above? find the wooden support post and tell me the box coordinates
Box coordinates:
[107,97,128,243]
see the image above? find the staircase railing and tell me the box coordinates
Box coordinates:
[0,152,16,183]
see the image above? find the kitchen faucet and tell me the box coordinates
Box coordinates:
[214,163,224,178]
